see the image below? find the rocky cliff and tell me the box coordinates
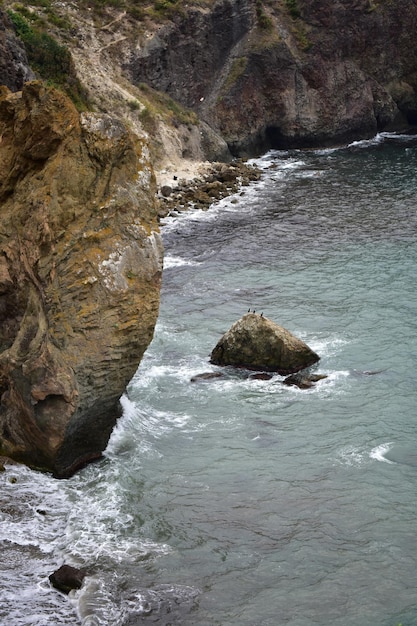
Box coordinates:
[0,8,34,91]
[4,0,416,163]
[1,0,417,476]
[126,0,417,155]
[0,82,162,477]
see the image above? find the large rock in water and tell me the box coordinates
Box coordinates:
[0,82,163,477]
[210,313,319,374]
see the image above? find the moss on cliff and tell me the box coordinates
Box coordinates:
[6,8,88,109]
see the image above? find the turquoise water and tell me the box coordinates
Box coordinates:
[1,134,417,625]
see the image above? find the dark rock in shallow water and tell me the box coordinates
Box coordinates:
[210,313,319,374]
[351,369,386,377]
[49,565,86,594]
[190,372,224,382]
[283,373,328,390]
[249,372,274,380]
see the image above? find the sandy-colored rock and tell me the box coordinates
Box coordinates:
[210,313,319,374]
[0,82,162,477]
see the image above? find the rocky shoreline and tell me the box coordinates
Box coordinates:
[157,160,262,217]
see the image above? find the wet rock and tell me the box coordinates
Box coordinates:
[190,371,224,382]
[49,565,86,594]
[158,161,260,216]
[249,372,274,380]
[160,185,173,197]
[351,369,386,377]
[210,313,319,374]
[283,373,328,390]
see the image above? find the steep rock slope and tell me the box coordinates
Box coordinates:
[6,0,416,162]
[0,82,162,477]
[125,0,417,155]
[0,8,34,91]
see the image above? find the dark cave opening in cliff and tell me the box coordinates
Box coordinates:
[264,126,287,150]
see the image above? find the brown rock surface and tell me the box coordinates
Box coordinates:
[0,81,163,477]
[210,313,319,374]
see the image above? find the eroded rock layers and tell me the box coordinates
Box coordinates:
[0,82,162,477]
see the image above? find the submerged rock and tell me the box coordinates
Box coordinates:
[283,373,328,390]
[49,565,86,594]
[249,372,274,381]
[190,372,224,382]
[210,313,319,374]
[0,82,163,477]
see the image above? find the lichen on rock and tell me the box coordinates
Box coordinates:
[0,81,162,477]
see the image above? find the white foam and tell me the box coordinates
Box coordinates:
[77,580,201,626]
[280,159,306,170]
[348,134,385,149]
[336,445,366,467]
[163,254,200,269]
[370,442,395,464]
[347,132,415,150]
[305,334,349,357]
[324,370,350,383]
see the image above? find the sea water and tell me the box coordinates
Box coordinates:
[1,133,417,626]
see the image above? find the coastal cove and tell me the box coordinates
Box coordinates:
[1,134,417,625]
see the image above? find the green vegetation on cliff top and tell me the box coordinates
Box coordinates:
[6,8,89,109]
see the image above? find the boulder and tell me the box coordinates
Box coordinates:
[0,82,163,477]
[210,313,319,374]
[49,565,86,594]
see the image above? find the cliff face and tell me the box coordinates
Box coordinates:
[5,0,416,163]
[0,0,416,475]
[0,82,162,477]
[125,0,417,155]
[0,9,34,91]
